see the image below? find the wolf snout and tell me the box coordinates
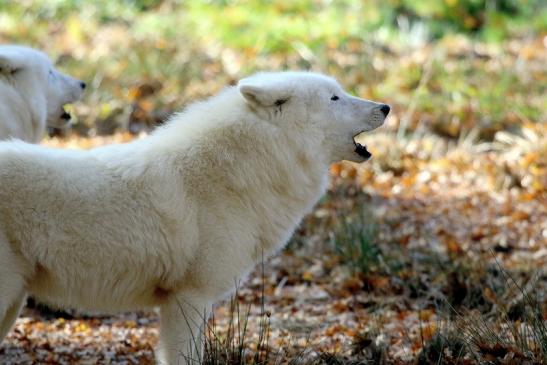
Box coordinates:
[79,81,86,90]
[379,104,390,117]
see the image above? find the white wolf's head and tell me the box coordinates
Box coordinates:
[238,72,389,163]
[0,45,86,128]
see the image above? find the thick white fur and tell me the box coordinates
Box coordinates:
[0,45,85,142]
[0,72,387,364]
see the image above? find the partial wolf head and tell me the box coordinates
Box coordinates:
[238,72,389,163]
[0,45,86,130]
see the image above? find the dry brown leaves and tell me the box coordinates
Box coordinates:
[2,121,541,364]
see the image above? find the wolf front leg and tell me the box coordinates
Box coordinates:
[0,291,26,342]
[157,293,211,365]
[0,239,28,342]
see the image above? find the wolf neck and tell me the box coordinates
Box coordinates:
[189,121,329,256]
[174,115,329,203]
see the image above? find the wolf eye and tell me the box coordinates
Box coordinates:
[274,99,287,106]
[331,95,339,101]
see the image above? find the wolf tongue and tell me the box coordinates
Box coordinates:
[354,142,372,159]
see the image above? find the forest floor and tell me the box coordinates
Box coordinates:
[2,127,545,364]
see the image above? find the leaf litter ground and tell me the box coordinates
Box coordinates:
[2,128,545,364]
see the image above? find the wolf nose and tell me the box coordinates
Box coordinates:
[79,81,86,89]
[380,104,390,117]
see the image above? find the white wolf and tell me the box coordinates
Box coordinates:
[0,45,86,142]
[0,72,389,364]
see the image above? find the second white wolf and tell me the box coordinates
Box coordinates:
[0,45,85,142]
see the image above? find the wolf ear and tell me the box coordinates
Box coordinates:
[239,84,267,106]
[0,55,21,75]
[239,83,290,108]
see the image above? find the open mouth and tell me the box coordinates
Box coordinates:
[354,141,371,159]
[60,106,71,121]
[353,133,372,160]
